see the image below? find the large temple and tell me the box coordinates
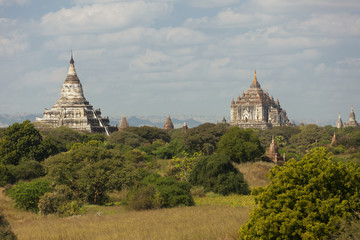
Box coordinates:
[230,71,291,129]
[35,54,118,135]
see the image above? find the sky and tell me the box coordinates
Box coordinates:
[0,0,359,123]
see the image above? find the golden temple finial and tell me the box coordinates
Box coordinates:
[254,70,257,80]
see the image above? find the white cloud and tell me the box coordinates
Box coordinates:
[130,49,170,70]
[0,33,28,57]
[41,1,172,35]
[300,14,360,36]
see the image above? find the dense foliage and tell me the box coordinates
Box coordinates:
[183,123,229,154]
[217,127,264,163]
[239,147,360,239]
[0,120,45,165]
[189,154,250,195]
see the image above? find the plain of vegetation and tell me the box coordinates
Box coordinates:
[0,121,360,239]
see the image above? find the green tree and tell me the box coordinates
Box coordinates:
[217,127,264,163]
[43,144,139,204]
[239,147,360,240]
[0,121,44,165]
[189,154,250,195]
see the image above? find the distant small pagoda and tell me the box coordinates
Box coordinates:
[35,54,118,135]
[119,116,130,130]
[164,115,174,130]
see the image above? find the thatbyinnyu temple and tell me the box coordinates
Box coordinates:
[35,55,118,135]
[230,71,291,129]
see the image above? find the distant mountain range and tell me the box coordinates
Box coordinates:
[0,113,222,128]
[0,113,335,128]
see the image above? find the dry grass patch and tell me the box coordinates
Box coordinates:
[10,205,252,240]
[235,161,275,188]
[1,188,253,240]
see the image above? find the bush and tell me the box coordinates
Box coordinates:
[130,173,195,209]
[7,179,53,212]
[128,185,162,211]
[38,185,84,216]
[239,147,360,239]
[189,154,250,195]
[0,211,17,240]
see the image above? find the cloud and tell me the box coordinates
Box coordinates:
[183,0,242,8]
[299,14,360,36]
[130,49,170,70]
[41,1,172,35]
[184,9,274,29]
[254,0,360,12]
[0,33,28,57]
[0,0,29,6]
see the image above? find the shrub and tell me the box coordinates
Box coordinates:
[189,154,250,195]
[128,185,162,211]
[38,185,83,216]
[239,147,360,240]
[132,173,195,209]
[0,211,17,240]
[7,179,53,212]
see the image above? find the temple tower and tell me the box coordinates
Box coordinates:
[230,71,290,129]
[345,105,358,127]
[35,54,118,135]
[336,113,343,129]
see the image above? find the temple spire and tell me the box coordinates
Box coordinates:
[250,70,261,88]
[68,51,77,76]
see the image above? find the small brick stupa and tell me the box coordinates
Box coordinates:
[164,115,174,130]
[266,136,283,163]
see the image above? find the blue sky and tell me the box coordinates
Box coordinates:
[0,0,359,123]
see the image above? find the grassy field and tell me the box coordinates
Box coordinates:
[1,188,255,240]
[0,161,271,240]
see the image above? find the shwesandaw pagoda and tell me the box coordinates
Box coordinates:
[230,71,291,129]
[35,54,118,135]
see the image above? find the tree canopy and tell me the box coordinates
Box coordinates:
[189,154,250,195]
[239,147,360,240]
[217,127,264,163]
[0,120,45,165]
